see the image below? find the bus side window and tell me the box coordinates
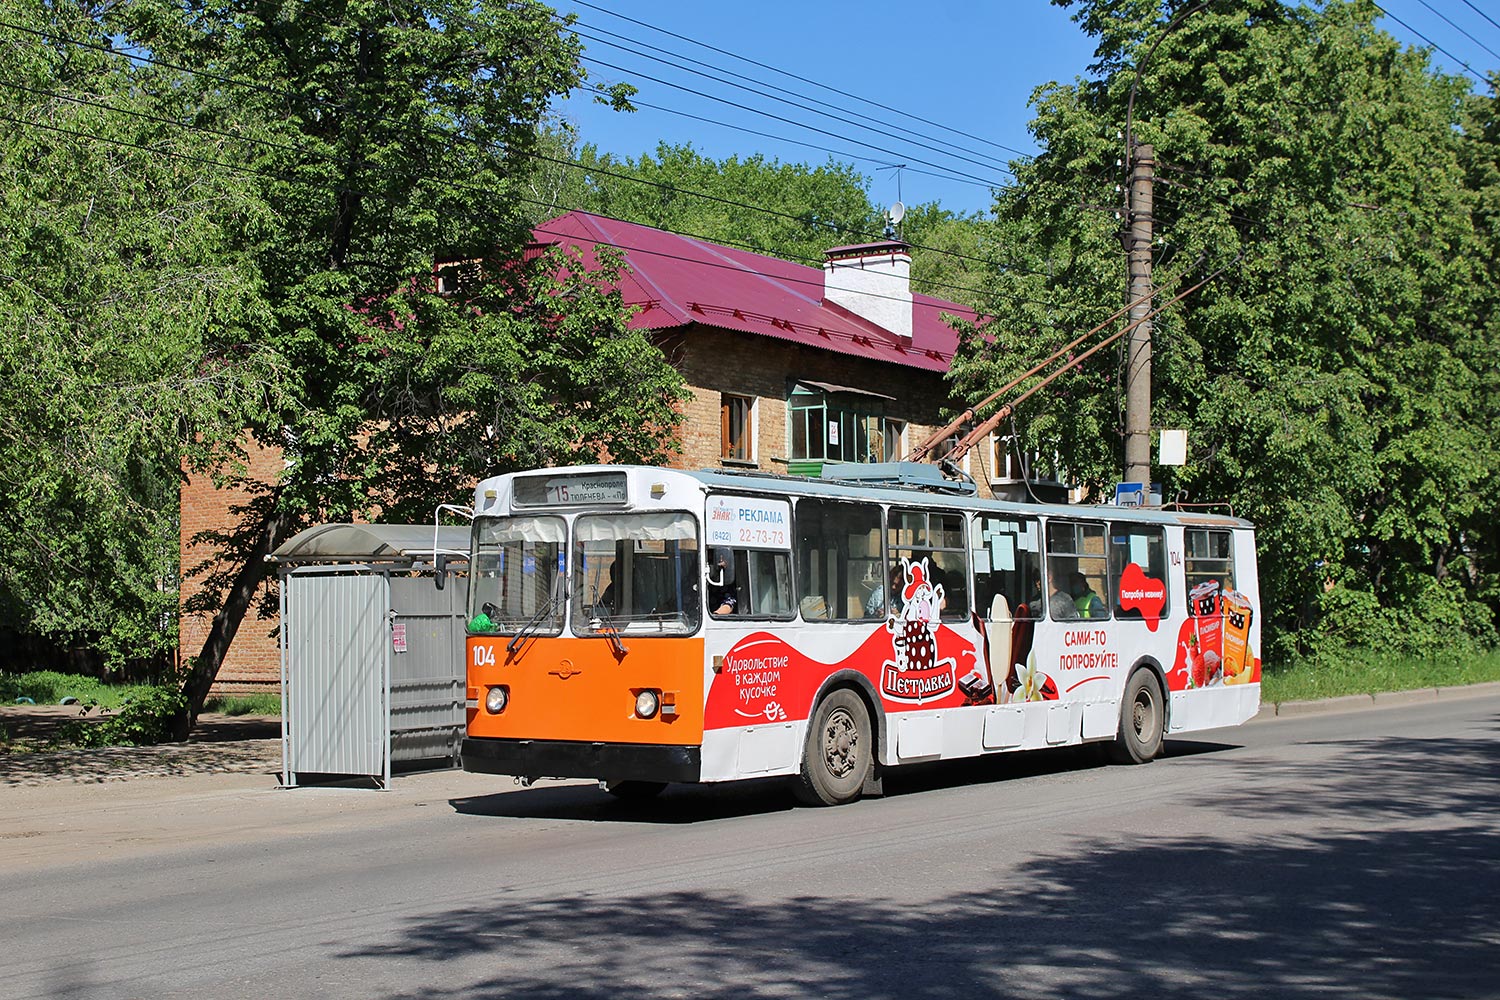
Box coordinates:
[972,516,1043,622]
[1045,521,1110,621]
[1109,523,1168,620]
[795,498,883,621]
[709,547,795,620]
[889,508,969,622]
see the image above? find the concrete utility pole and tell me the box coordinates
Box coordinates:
[1123,142,1154,489]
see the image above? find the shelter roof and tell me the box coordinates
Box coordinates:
[269,524,471,564]
[530,212,976,374]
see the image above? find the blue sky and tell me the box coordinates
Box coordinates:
[551,1,1500,217]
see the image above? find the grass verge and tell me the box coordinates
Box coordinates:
[203,693,282,716]
[1,670,154,709]
[1261,648,1500,703]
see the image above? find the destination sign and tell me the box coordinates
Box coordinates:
[513,472,629,508]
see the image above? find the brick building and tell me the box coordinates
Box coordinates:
[182,211,1013,691]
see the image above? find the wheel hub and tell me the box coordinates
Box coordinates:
[1132,692,1155,738]
[824,708,858,778]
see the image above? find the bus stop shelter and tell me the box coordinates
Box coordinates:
[269,523,470,787]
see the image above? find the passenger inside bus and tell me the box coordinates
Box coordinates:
[707,546,737,615]
[1070,571,1106,619]
[1049,578,1081,620]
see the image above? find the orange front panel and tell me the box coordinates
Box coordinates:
[467,636,705,746]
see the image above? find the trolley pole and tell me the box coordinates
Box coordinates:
[1123,142,1155,489]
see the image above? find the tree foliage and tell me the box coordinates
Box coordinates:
[2,0,688,726]
[953,0,1499,656]
[522,136,993,306]
[0,0,282,673]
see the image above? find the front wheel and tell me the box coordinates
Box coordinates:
[791,689,872,806]
[1106,668,1165,765]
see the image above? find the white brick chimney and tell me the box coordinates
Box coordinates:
[823,240,913,341]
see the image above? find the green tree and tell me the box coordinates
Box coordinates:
[563,141,883,265]
[522,137,997,309]
[0,0,281,674]
[102,0,687,733]
[952,0,1498,655]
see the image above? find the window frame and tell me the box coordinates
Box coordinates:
[569,511,703,638]
[719,392,756,465]
[1108,522,1170,621]
[972,514,1044,622]
[467,514,567,636]
[787,384,901,465]
[1184,528,1236,605]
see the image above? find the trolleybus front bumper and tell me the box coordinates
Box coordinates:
[461,737,701,784]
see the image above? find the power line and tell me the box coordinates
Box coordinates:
[575,81,1000,190]
[1,16,1021,279]
[568,21,1015,175]
[0,88,1025,311]
[528,144,1041,278]
[1459,0,1500,36]
[1372,1,1494,87]
[1413,0,1500,63]
[565,0,1033,161]
[581,54,1011,187]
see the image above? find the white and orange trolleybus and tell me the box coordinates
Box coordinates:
[461,462,1262,805]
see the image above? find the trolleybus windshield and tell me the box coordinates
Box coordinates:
[572,512,702,636]
[468,516,565,635]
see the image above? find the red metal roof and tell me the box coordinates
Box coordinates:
[531,212,975,374]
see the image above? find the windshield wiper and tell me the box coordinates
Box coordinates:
[589,602,629,657]
[506,584,564,655]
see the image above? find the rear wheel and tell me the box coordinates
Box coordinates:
[1107,668,1164,764]
[792,689,872,806]
[604,780,667,800]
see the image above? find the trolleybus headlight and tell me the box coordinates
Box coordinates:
[485,685,509,714]
[634,689,660,719]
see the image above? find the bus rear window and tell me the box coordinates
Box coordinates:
[1185,529,1235,595]
[572,513,701,636]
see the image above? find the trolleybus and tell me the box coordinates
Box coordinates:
[460,463,1261,805]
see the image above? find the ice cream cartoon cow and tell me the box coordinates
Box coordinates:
[881,559,960,703]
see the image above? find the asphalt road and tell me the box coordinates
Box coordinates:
[3,692,1498,1000]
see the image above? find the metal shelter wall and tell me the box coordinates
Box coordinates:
[282,571,390,786]
[388,576,466,763]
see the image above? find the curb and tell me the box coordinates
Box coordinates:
[1252,679,1500,722]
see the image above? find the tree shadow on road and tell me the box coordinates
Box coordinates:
[378,731,1497,999]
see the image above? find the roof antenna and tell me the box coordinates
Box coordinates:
[879,163,907,240]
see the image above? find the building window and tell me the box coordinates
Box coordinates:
[992,434,1025,480]
[881,420,906,461]
[787,383,898,466]
[721,393,754,463]
[991,434,1064,484]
